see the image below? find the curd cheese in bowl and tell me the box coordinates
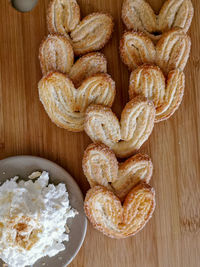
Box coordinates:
[0,171,78,267]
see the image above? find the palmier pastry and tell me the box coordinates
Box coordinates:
[38,72,115,132]
[39,35,107,86]
[84,183,155,238]
[129,64,185,122]
[120,28,191,74]
[47,0,80,38]
[84,96,155,158]
[83,143,153,200]
[69,52,107,87]
[122,0,193,41]
[70,12,114,55]
[47,0,114,55]
[39,34,74,75]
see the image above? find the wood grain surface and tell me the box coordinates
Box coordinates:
[0,0,199,266]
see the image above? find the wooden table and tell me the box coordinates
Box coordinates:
[0,0,199,266]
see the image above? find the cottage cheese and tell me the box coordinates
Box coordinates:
[0,171,77,267]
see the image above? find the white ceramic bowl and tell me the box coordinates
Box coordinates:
[0,155,87,267]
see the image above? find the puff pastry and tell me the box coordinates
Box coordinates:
[122,0,193,40]
[84,183,155,238]
[84,96,155,158]
[47,0,114,55]
[39,34,74,75]
[83,143,153,200]
[39,35,107,86]
[129,64,185,122]
[69,52,107,87]
[47,0,80,38]
[70,13,114,55]
[38,72,115,132]
[120,28,191,74]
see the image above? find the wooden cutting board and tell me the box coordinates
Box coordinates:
[0,0,199,266]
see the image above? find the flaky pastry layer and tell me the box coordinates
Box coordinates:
[129,64,185,122]
[83,143,153,200]
[120,28,191,74]
[70,12,114,55]
[39,35,107,86]
[39,34,74,75]
[69,52,107,87]
[47,0,113,55]
[84,184,155,238]
[122,0,193,40]
[38,72,115,132]
[84,96,155,158]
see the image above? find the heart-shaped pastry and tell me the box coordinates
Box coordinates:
[47,0,114,55]
[83,143,153,200]
[38,72,115,132]
[84,183,155,238]
[39,34,107,87]
[122,0,193,40]
[129,64,185,122]
[120,28,191,74]
[84,96,155,158]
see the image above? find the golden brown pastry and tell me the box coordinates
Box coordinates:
[83,143,153,200]
[70,13,114,55]
[122,0,193,40]
[156,29,191,74]
[47,0,114,55]
[39,35,107,85]
[39,34,74,75]
[120,28,191,74]
[84,183,155,238]
[38,72,115,132]
[47,0,80,38]
[84,96,155,158]
[129,64,185,122]
[120,31,156,70]
[69,52,107,87]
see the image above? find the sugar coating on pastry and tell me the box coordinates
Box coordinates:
[38,72,115,132]
[156,28,191,74]
[84,184,155,238]
[84,96,155,158]
[82,143,118,188]
[122,0,157,39]
[158,0,193,34]
[39,34,74,75]
[39,35,108,86]
[120,31,156,71]
[122,0,193,40]
[47,0,80,38]
[113,153,153,200]
[120,29,191,74]
[69,52,107,87]
[129,64,185,122]
[129,64,165,106]
[155,69,185,122]
[47,1,113,55]
[70,12,114,55]
[83,143,153,200]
